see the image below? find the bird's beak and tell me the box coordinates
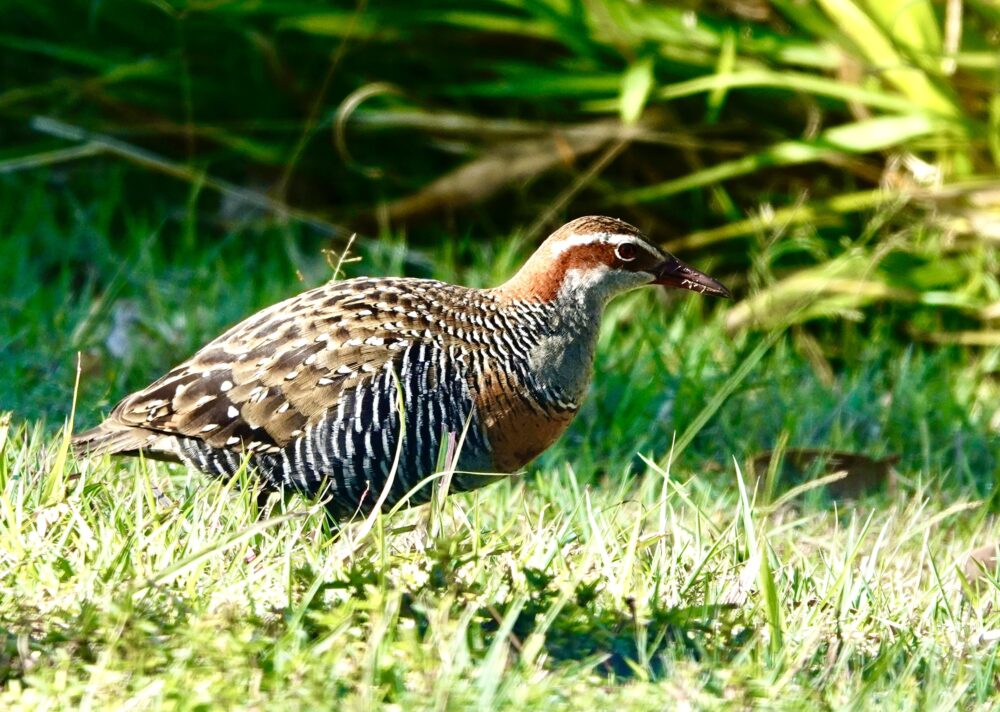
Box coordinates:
[652,256,731,298]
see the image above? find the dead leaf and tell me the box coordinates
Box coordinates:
[963,543,1000,584]
[750,448,898,500]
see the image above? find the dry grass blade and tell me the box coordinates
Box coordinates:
[383,121,631,222]
[982,302,1000,321]
[349,108,747,154]
[914,330,1000,346]
[724,252,917,332]
[29,117,354,240]
[0,144,103,173]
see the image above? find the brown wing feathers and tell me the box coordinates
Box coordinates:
[72,278,441,460]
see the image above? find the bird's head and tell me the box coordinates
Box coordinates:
[496,216,730,306]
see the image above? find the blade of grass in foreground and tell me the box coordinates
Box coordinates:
[668,330,780,462]
[136,508,310,592]
[735,459,784,658]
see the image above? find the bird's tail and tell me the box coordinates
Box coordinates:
[71,421,159,458]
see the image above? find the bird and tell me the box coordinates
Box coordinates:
[72,216,729,520]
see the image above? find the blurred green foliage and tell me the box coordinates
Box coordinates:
[2,0,998,343]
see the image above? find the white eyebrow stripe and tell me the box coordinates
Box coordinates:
[551,232,637,255]
[552,232,670,267]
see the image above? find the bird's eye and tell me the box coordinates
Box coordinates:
[615,242,638,262]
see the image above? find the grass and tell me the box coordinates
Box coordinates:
[2,389,1000,708]
[2,168,1000,709]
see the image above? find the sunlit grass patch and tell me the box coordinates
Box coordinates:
[2,404,999,708]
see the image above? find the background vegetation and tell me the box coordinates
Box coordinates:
[2,0,999,708]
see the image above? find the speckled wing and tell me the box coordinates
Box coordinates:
[74,278,438,458]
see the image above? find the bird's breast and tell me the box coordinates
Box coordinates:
[469,326,595,472]
[472,366,579,472]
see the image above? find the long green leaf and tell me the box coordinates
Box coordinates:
[815,0,957,116]
[619,57,654,125]
[620,115,947,204]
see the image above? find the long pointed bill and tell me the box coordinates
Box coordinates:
[653,256,731,298]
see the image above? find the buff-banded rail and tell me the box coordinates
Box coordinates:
[73,216,730,520]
